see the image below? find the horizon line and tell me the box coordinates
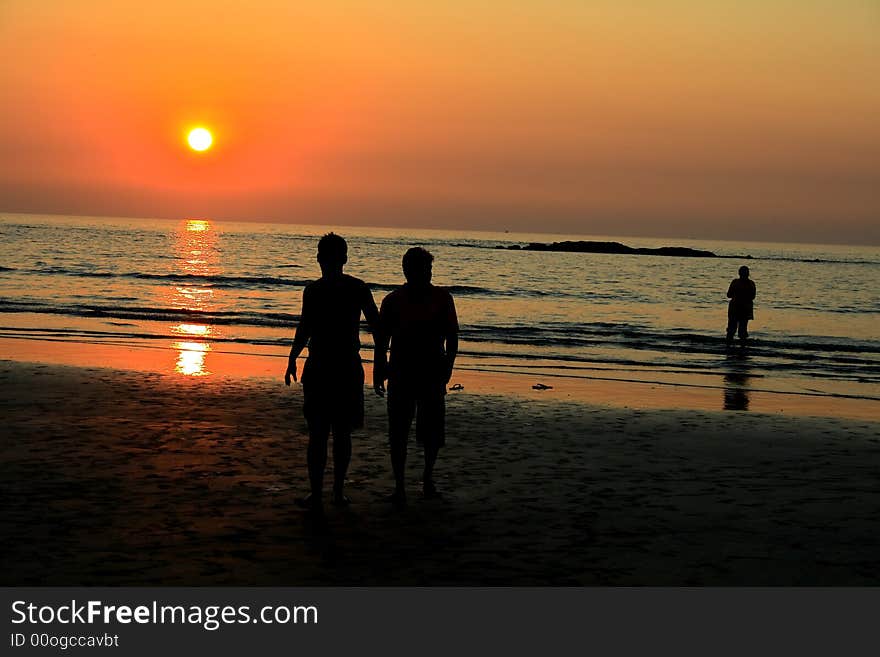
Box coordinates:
[1,209,878,249]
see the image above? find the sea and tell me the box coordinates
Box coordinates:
[1,213,878,408]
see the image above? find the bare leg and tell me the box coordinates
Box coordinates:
[332,430,352,503]
[303,426,329,510]
[388,390,414,506]
[726,318,737,345]
[423,443,439,496]
[417,395,445,498]
[390,434,407,494]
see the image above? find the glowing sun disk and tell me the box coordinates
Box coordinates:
[187,128,213,152]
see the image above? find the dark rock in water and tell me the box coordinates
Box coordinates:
[501,240,720,258]
[632,245,717,257]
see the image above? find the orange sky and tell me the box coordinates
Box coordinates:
[1,1,878,243]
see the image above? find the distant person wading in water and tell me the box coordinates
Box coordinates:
[726,265,756,346]
[285,233,380,514]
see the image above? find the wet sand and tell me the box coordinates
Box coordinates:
[1,359,879,585]
[2,335,876,420]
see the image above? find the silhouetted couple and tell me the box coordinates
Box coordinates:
[285,234,458,514]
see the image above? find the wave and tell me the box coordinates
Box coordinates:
[14,266,877,309]
[4,321,876,360]
[3,298,878,353]
[461,324,880,359]
[0,300,300,329]
[2,299,877,378]
[16,267,553,298]
[27,267,318,288]
[5,325,878,401]
[2,324,877,387]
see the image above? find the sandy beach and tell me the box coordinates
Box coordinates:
[2,358,878,585]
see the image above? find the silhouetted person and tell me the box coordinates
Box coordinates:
[726,265,756,346]
[285,233,379,514]
[374,247,458,507]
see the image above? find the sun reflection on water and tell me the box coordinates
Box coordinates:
[175,323,210,337]
[186,219,210,232]
[173,341,211,376]
[166,219,221,377]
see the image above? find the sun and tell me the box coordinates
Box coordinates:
[187,127,213,152]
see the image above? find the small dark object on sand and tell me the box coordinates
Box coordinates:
[449,383,464,391]
[532,383,553,390]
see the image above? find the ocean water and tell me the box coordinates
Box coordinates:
[1,213,878,405]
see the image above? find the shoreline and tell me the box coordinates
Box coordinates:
[1,335,877,420]
[2,359,879,585]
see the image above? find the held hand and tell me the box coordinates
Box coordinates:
[373,364,386,397]
[284,360,298,386]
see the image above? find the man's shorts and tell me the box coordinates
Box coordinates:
[387,383,445,448]
[302,361,365,434]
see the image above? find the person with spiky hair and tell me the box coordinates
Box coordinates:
[286,233,380,514]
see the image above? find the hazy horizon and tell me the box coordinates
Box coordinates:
[2,1,878,245]
[6,210,878,248]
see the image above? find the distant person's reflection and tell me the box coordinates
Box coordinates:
[723,351,753,411]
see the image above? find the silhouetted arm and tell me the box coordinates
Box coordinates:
[444,333,458,384]
[443,293,459,384]
[727,280,736,298]
[361,284,380,338]
[373,296,390,397]
[285,288,311,386]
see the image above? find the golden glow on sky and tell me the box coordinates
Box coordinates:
[0,1,878,243]
[187,128,213,152]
